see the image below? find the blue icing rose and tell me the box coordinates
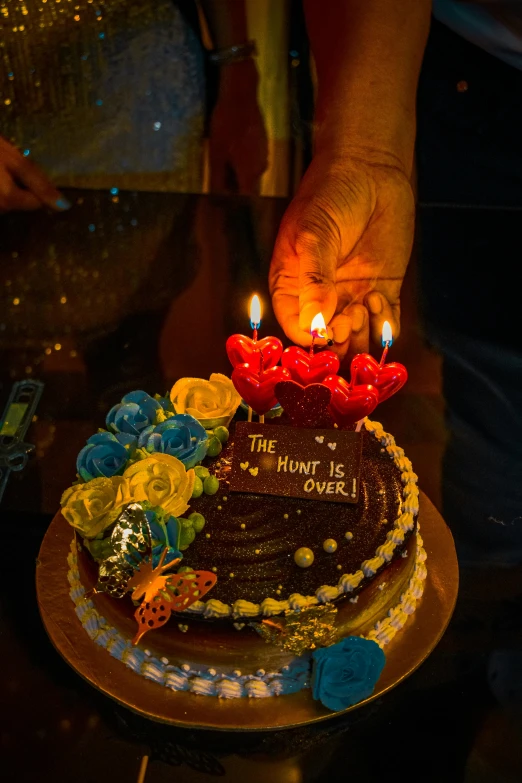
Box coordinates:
[137,413,208,469]
[311,636,386,712]
[146,512,182,568]
[106,390,161,437]
[76,431,137,482]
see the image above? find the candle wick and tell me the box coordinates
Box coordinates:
[309,334,315,357]
[379,341,390,368]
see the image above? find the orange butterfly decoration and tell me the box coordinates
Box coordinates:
[126,546,217,645]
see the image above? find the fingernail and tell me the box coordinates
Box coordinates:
[368,293,382,314]
[55,197,72,211]
[352,309,366,332]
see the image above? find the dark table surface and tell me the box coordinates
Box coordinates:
[0,190,521,783]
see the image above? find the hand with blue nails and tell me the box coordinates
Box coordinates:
[0,136,71,213]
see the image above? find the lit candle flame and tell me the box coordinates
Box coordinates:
[249,294,262,329]
[310,312,328,339]
[381,320,393,346]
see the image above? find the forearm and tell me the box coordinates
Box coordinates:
[199,0,258,95]
[305,0,431,174]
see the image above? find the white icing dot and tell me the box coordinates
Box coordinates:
[144,649,151,656]
[160,657,169,665]
[349,596,359,604]
[181,663,191,672]
[256,669,266,676]
[233,669,242,677]
[208,668,217,676]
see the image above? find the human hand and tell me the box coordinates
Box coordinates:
[0,136,70,213]
[269,150,415,361]
[209,60,268,194]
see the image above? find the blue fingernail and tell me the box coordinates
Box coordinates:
[56,197,72,210]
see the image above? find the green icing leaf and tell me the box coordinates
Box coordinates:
[84,536,115,562]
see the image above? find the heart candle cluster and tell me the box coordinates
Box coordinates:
[272,341,407,430]
[227,300,407,429]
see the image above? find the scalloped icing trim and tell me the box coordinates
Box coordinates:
[67,538,310,699]
[184,418,420,619]
[66,529,427,699]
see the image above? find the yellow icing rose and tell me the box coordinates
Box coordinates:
[60,476,131,539]
[170,373,241,429]
[123,452,194,517]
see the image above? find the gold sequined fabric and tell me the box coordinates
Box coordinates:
[0,0,205,192]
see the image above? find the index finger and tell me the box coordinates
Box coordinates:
[9,156,69,211]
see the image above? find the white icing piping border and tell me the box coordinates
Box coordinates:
[365,531,427,648]
[185,418,420,619]
[67,539,310,699]
[66,528,427,700]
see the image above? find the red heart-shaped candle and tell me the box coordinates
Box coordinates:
[281,346,340,386]
[226,334,283,374]
[232,365,290,415]
[275,380,333,428]
[350,354,408,402]
[323,375,379,429]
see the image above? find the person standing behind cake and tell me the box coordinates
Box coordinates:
[0,0,267,209]
[270,0,522,565]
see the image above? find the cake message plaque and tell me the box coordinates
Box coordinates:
[230,422,363,504]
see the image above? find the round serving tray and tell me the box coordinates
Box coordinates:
[36,491,458,731]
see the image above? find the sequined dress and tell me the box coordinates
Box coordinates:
[0,0,205,192]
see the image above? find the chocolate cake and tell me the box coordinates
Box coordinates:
[60,372,426,711]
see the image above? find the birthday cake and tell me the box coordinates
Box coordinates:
[61,328,426,712]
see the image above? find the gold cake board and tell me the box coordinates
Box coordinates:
[36,492,458,731]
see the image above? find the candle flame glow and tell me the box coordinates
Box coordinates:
[381,320,393,346]
[310,312,328,339]
[249,294,262,329]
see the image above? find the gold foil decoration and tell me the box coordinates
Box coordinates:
[254,604,339,656]
[95,503,150,598]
